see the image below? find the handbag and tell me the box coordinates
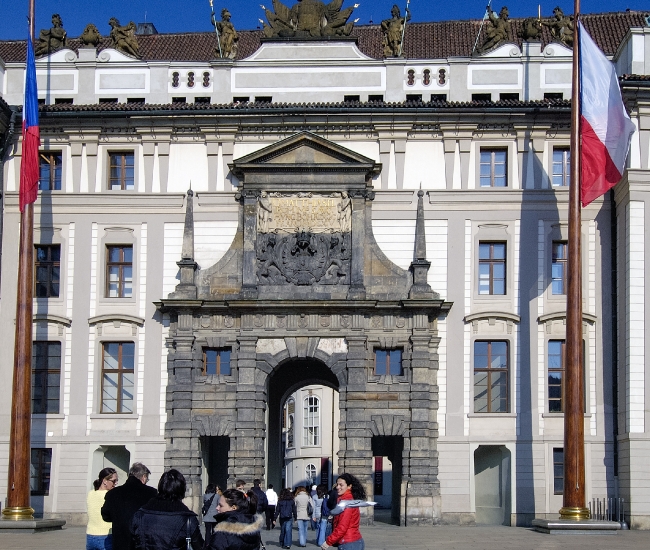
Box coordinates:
[307,500,314,517]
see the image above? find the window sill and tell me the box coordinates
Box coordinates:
[32,413,65,419]
[542,413,592,418]
[90,413,139,419]
[468,412,517,418]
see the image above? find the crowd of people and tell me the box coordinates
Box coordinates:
[86,462,369,550]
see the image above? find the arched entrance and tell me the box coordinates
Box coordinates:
[267,358,340,489]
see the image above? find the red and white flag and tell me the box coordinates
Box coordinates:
[579,21,635,207]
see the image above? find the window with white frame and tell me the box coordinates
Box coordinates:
[101,342,135,413]
[552,147,570,187]
[306,463,317,485]
[479,148,507,187]
[303,395,320,446]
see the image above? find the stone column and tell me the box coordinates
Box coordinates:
[347,193,367,300]
[231,336,265,486]
[240,191,259,299]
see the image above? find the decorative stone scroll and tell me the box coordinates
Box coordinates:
[258,192,351,234]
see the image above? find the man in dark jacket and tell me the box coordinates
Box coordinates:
[251,478,268,516]
[101,462,157,550]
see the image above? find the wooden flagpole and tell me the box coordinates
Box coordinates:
[2,0,36,521]
[559,0,590,521]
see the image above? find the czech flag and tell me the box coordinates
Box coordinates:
[579,22,635,207]
[19,33,39,212]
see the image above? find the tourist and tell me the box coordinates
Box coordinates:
[274,488,297,549]
[101,462,157,550]
[320,474,366,550]
[131,469,203,549]
[265,483,278,530]
[315,484,329,546]
[294,485,313,547]
[252,478,269,519]
[207,488,264,550]
[86,467,117,550]
[311,485,323,532]
[236,479,247,492]
[202,484,222,542]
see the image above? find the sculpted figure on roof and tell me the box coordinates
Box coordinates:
[381,4,411,57]
[108,17,141,58]
[34,14,67,57]
[211,8,239,59]
[519,17,542,40]
[260,0,359,38]
[80,23,102,47]
[542,7,574,47]
[476,5,512,54]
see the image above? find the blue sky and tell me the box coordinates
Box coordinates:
[0,0,647,40]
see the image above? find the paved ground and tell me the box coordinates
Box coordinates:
[0,523,649,550]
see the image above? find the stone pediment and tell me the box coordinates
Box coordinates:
[230,132,381,189]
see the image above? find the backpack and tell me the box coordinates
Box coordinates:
[202,493,216,517]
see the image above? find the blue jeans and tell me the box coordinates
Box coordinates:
[86,534,113,550]
[316,517,328,546]
[297,519,309,546]
[279,517,293,547]
[340,539,365,550]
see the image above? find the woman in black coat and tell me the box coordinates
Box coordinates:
[131,469,204,550]
[208,489,264,550]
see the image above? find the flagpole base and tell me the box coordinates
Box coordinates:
[559,506,591,520]
[1,507,35,520]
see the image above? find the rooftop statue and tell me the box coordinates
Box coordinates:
[381,4,411,57]
[108,17,141,58]
[80,23,102,47]
[211,8,239,58]
[34,13,67,57]
[519,16,542,40]
[542,6,574,47]
[475,5,512,54]
[260,0,360,38]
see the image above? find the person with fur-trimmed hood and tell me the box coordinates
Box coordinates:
[208,488,264,550]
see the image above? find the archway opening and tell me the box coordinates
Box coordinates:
[371,436,404,525]
[267,359,340,491]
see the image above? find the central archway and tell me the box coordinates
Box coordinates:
[267,358,340,490]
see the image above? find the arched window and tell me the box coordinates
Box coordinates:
[303,396,320,446]
[306,463,317,485]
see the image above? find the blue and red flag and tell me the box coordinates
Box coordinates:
[19,32,40,212]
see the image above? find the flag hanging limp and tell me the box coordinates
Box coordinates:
[579,22,635,207]
[19,33,40,213]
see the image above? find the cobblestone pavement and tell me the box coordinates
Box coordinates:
[1,523,649,550]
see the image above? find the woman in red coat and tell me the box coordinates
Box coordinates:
[320,473,366,550]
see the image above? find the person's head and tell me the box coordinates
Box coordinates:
[391,4,400,17]
[218,488,257,515]
[205,484,216,495]
[316,484,327,499]
[157,469,187,501]
[268,484,274,490]
[499,6,509,19]
[336,473,366,500]
[93,467,118,491]
[129,462,151,484]
[279,488,294,500]
[216,485,223,495]
[294,485,307,496]
[235,479,246,491]
[253,478,262,488]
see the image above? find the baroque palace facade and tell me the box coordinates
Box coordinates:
[0,5,649,528]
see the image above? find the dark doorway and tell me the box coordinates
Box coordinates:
[474,445,511,525]
[201,436,230,492]
[371,436,403,525]
[267,359,339,490]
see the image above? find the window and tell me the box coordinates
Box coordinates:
[194,97,211,103]
[548,340,565,412]
[480,148,507,187]
[474,341,509,413]
[343,95,360,102]
[35,244,61,298]
[552,147,571,187]
[32,341,61,414]
[431,93,447,102]
[101,342,135,413]
[553,448,564,494]
[39,152,62,191]
[551,242,568,295]
[478,242,506,295]
[171,97,187,103]
[499,93,519,101]
[286,398,295,448]
[108,152,134,190]
[306,463,317,485]
[368,94,384,102]
[375,349,403,376]
[54,97,73,104]
[127,98,145,103]
[544,92,563,101]
[255,96,273,103]
[99,98,118,103]
[203,348,231,375]
[30,448,52,496]
[106,245,133,298]
[303,396,320,446]
[472,93,491,102]
[406,94,423,102]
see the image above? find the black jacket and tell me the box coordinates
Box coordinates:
[131,497,204,550]
[251,486,268,515]
[101,476,157,550]
[274,499,297,521]
[208,510,264,550]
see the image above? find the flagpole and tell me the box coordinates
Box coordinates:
[2,0,36,521]
[559,0,589,521]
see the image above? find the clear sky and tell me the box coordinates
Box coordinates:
[0,0,647,40]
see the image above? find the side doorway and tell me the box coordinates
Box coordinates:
[372,436,404,525]
[474,445,511,525]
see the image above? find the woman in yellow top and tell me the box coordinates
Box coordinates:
[87,467,118,550]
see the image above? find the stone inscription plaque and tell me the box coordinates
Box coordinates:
[258,192,351,234]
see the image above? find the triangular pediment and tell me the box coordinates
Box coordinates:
[231,132,380,174]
